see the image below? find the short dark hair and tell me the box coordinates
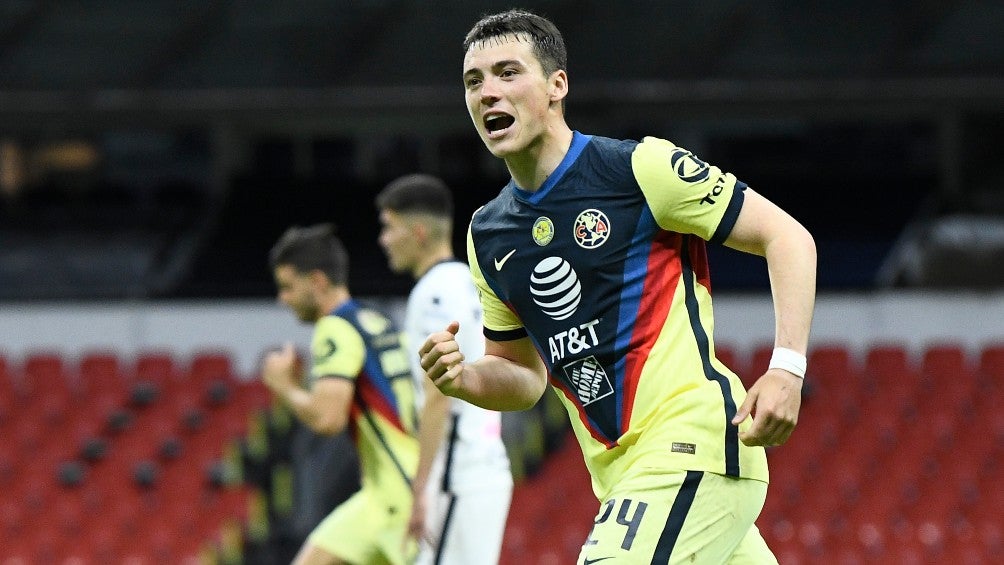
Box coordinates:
[374,173,454,219]
[268,223,349,285]
[463,9,567,77]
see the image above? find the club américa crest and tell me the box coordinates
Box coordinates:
[573,209,610,249]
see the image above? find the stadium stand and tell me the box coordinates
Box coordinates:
[0,5,1000,563]
[0,339,1002,563]
[0,349,263,563]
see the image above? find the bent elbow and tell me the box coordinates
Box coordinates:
[799,225,817,265]
[517,379,548,411]
[799,222,816,250]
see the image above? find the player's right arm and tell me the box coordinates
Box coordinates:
[420,322,546,411]
[278,372,354,435]
[260,342,354,435]
[262,316,365,435]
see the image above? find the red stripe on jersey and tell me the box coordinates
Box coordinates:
[620,231,683,432]
[550,372,618,448]
[355,373,406,434]
[689,237,712,293]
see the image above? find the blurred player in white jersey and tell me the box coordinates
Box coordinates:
[376,173,513,565]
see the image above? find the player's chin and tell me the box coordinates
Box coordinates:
[484,137,520,159]
[481,126,514,153]
[393,261,415,276]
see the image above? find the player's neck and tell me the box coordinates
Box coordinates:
[506,123,574,192]
[413,247,454,280]
[318,286,351,315]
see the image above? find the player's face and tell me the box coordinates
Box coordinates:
[463,33,557,159]
[273,265,320,322]
[377,209,420,275]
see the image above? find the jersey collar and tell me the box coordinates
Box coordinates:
[510,131,592,204]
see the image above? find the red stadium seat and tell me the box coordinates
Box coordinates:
[863,343,916,380]
[978,343,1004,379]
[715,342,743,377]
[746,343,774,388]
[78,350,128,403]
[976,343,1004,414]
[883,537,927,565]
[13,418,44,457]
[238,378,271,413]
[0,443,19,491]
[920,343,976,412]
[807,343,857,380]
[0,354,15,427]
[806,344,861,417]
[21,351,73,405]
[134,350,180,387]
[28,523,66,564]
[862,343,919,416]
[86,524,125,563]
[941,536,988,565]
[0,353,13,398]
[921,343,971,379]
[0,499,23,540]
[902,478,963,525]
[847,475,907,531]
[17,353,75,429]
[188,350,237,386]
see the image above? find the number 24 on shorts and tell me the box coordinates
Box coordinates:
[584,498,648,552]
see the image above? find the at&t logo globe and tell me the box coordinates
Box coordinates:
[529,257,581,321]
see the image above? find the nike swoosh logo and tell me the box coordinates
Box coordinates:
[583,558,613,565]
[494,249,516,271]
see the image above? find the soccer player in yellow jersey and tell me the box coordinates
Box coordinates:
[262,223,420,565]
[420,9,817,564]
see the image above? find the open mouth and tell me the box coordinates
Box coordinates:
[484,113,515,135]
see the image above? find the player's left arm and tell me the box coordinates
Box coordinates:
[724,187,816,446]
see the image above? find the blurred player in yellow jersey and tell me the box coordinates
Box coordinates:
[262,223,419,565]
[420,9,817,564]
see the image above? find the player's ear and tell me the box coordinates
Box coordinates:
[412,221,430,244]
[308,269,329,290]
[548,69,568,103]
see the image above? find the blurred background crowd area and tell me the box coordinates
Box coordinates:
[1,1,1003,564]
[0,0,1002,299]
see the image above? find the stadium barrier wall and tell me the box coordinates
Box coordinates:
[1,290,1002,377]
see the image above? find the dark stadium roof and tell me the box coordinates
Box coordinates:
[1,1,1001,91]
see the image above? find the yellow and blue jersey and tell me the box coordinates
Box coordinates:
[467,132,768,500]
[310,299,419,499]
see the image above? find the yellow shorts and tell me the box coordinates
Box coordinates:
[307,487,418,565]
[577,470,777,564]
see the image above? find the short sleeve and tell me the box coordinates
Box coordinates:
[310,315,366,381]
[466,219,525,340]
[632,136,745,244]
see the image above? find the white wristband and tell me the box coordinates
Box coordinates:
[768,347,807,378]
